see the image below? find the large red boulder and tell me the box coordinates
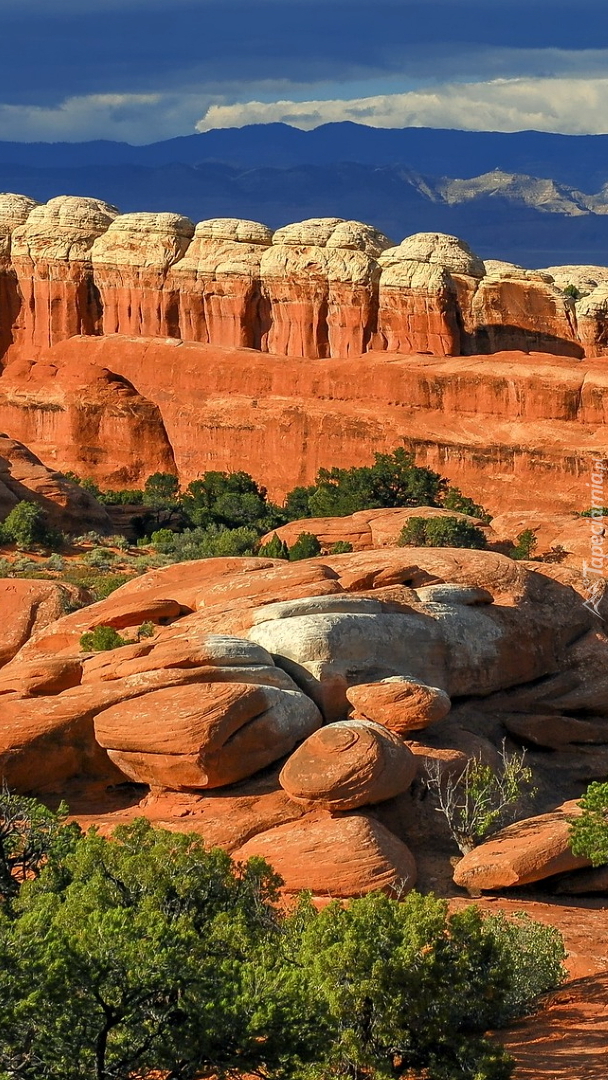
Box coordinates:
[453,801,590,891]
[279,719,417,811]
[235,812,417,897]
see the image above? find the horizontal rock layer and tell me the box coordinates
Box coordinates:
[1,335,607,514]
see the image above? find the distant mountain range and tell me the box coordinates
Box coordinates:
[3,123,608,266]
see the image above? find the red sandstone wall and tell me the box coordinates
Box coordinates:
[0,334,605,515]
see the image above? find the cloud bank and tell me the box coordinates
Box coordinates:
[196,78,608,136]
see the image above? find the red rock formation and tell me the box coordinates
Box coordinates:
[234,813,418,896]
[91,212,194,338]
[0,579,84,667]
[10,196,118,354]
[346,677,451,735]
[4,334,606,515]
[453,802,590,891]
[167,218,273,349]
[0,433,111,532]
[0,349,177,484]
[278,719,417,810]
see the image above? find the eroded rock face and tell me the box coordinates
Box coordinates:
[279,718,417,810]
[92,212,195,338]
[11,196,118,352]
[0,194,39,361]
[260,217,393,358]
[0,433,112,533]
[0,198,606,372]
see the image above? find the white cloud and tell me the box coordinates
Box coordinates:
[196,77,608,135]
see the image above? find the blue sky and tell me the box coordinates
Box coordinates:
[2,0,608,142]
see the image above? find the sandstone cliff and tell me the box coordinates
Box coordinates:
[0,195,602,363]
[1,194,607,510]
[1,335,604,513]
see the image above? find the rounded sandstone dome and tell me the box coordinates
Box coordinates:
[0,192,39,257]
[377,255,455,292]
[273,217,392,257]
[194,218,273,245]
[0,192,39,234]
[346,677,451,735]
[273,217,345,247]
[390,232,486,278]
[11,195,118,262]
[279,717,417,811]
[92,211,195,269]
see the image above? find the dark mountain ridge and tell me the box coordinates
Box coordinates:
[2,124,608,266]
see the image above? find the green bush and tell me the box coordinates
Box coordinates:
[579,506,608,517]
[137,620,156,639]
[258,533,290,559]
[443,486,491,523]
[510,528,537,560]
[329,540,354,554]
[0,501,62,550]
[569,781,608,866]
[149,523,260,560]
[288,531,322,560]
[0,799,568,1080]
[300,447,445,518]
[398,515,488,550]
[483,912,566,1026]
[79,625,127,652]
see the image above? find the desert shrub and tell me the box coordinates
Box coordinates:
[180,471,282,532]
[398,515,488,550]
[443,486,491,522]
[569,781,608,866]
[79,625,127,652]
[149,527,176,549]
[82,546,116,569]
[329,540,353,554]
[61,569,132,603]
[258,533,290,559]
[509,528,538,560]
[423,745,536,854]
[563,283,582,300]
[282,484,315,520]
[0,798,567,1080]
[0,501,62,550]
[0,789,70,901]
[580,506,608,517]
[291,891,558,1080]
[45,554,66,572]
[288,532,322,561]
[143,471,180,506]
[301,448,445,518]
[137,620,156,639]
[483,912,567,1026]
[150,524,259,560]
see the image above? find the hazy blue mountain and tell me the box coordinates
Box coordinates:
[2,124,608,266]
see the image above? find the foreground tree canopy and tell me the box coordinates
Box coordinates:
[0,797,565,1080]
